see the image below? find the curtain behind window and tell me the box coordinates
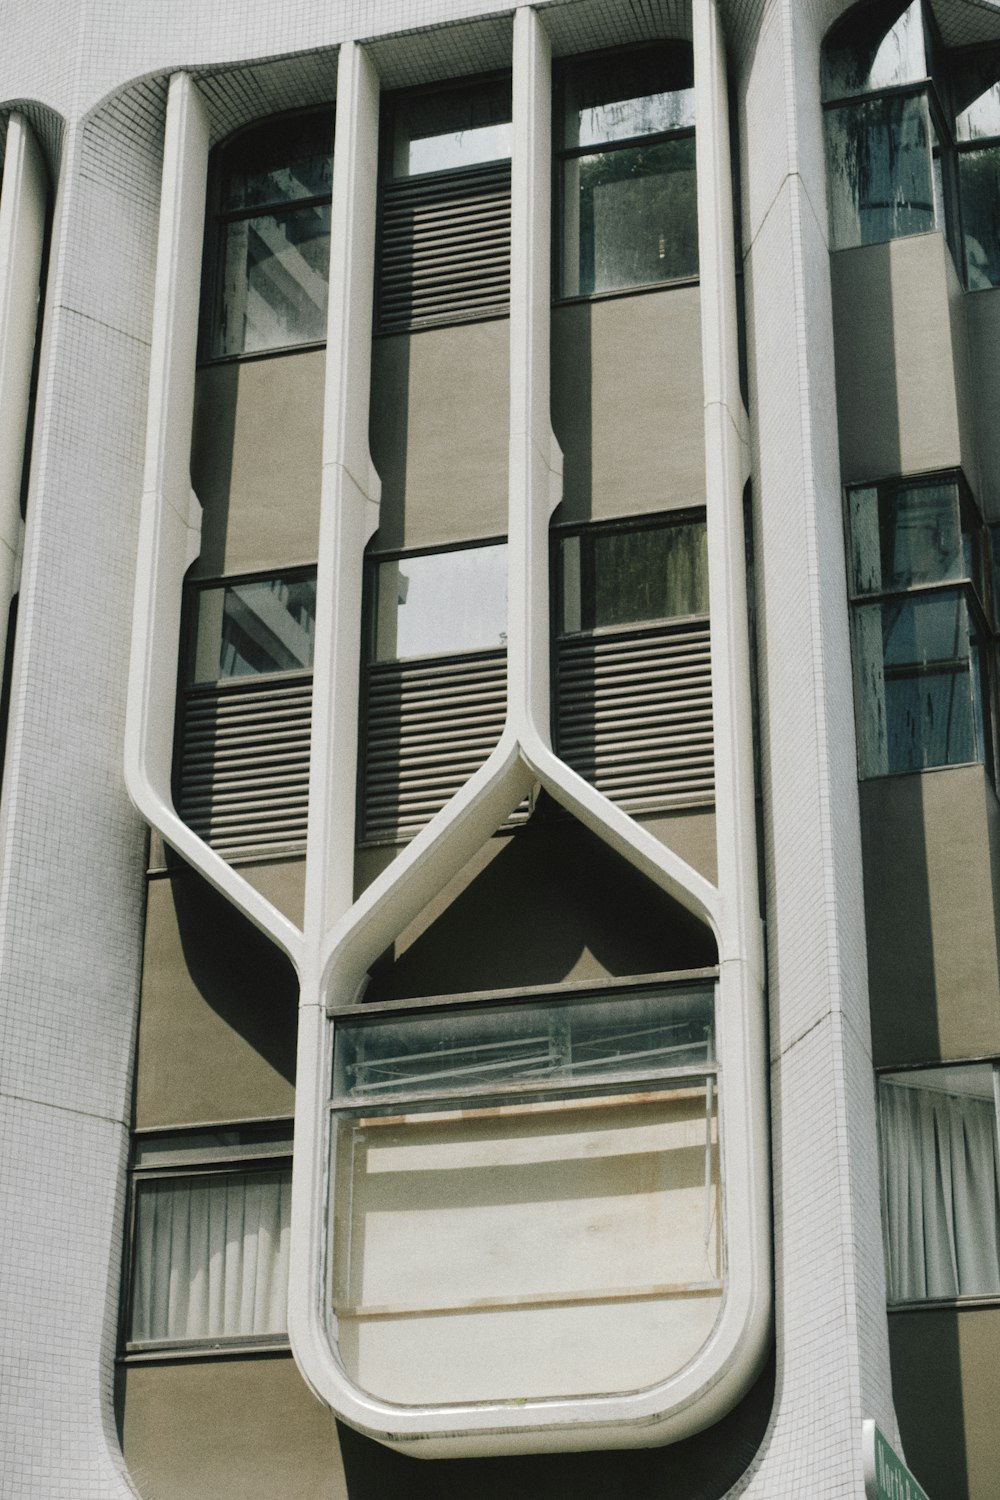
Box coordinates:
[881,1079,1000,1300]
[131,1168,291,1343]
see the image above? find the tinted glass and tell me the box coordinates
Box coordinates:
[825,91,938,249]
[960,146,1000,289]
[562,137,698,295]
[853,591,985,775]
[391,81,511,177]
[221,112,334,211]
[953,59,1000,142]
[561,521,708,633]
[332,986,715,1106]
[214,201,331,356]
[821,0,926,102]
[374,544,507,660]
[561,46,694,149]
[192,573,317,683]
[848,480,966,594]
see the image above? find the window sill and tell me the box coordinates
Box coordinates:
[120,1337,291,1364]
[553,275,699,309]
[196,339,326,369]
[888,1293,1000,1313]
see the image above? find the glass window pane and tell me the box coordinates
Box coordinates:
[880,1068,1000,1300]
[130,1168,292,1343]
[391,82,511,177]
[853,592,983,776]
[954,60,1000,143]
[826,91,937,250]
[374,544,507,661]
[561,47,695,149]
[214,201,331,357]
[332,986,715,1107]
[192,573,317,683]
[821,0,926,102]
[561,521,708,634]
[562,136,697,296]
[960,146,1000,289]
[221,112,334,211]
[848,480,964,594]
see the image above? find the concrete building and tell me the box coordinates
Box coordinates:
[2,0,1000,1495]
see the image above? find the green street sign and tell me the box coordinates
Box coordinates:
[863,1421,931,1500]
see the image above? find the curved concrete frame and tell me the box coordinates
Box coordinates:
[127,0,770,1461]
[0,113,47,679]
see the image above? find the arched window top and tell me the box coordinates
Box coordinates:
[821,0,927,103]
[954,67,1000,144]
[216,110,334,210]
[557,41,694,151]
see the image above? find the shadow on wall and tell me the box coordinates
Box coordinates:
[365,806,718,1004]
[336,1349,774,1500]
[170,856,298,1084]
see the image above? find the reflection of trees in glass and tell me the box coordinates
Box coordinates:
[826,94,936,249]
[960,146,1000,288]
[575,138,697,295]
[571,521,707,633]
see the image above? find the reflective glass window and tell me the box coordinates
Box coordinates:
[373,542,507,661]
[825,91,940,249]
[558,45,697,298]
[852,590,987,776]
[390,80,511,178]
[848,478,975,596]
[959,146,1000,288]
[207,111,334,358]
[191,571,317,684]
[560,518,708,634]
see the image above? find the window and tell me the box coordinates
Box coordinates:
[177,569,316,857]
[880,1065,1000,1303]
[556,44,697,298]
[329,976,721,1403]
[376,78,512,332]
[822,0,953,253]
[954,59,1000,289]
[203,110,334,359]
[360,540,511,842]
[553,514,714,810]
[124,1125,293,1353]
[846,474,995,779]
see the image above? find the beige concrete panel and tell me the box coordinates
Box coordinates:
[889,1306,1000,1500]
[965,287,1000,519]
[135,869,297,1128]
[119,1356,346,1500]
[861,766,1000,1066]
[190,349,324,577]
[370,320,509,550]
[363,818,717,1003]
[240,856,306,927]
[552,288,706,523]
[832,234,965,485]
[638,807,718,884]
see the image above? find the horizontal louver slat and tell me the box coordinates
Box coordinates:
[378,163,511,333]
[178,675,312,857]
[361,651,517,842]
[555,622,714,811]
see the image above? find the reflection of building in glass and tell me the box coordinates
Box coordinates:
[5,2,1000,1500]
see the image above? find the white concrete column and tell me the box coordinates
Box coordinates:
[0,113,46,676]
[303,40,381,955]
[732,0,898,1491]
[124,71,301,964]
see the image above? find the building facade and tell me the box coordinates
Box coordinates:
[2,0,1000,1496]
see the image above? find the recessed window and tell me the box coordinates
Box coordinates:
[880,1066,1000,1302]
[188,570,317,685]
[204,111,334,359]
[126,1126,293,1352]
[559,515,708,634]
[955,61,1000,289]
[372,542,507,661]
[556,45,698,298]
[377,79,512,332]
[329,979,721,1403]
[846,474,994,779]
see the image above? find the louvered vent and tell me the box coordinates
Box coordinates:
[555,621,714,810]
[377,163,511,333]
[178,674,312,857]
[361,650,516,843]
